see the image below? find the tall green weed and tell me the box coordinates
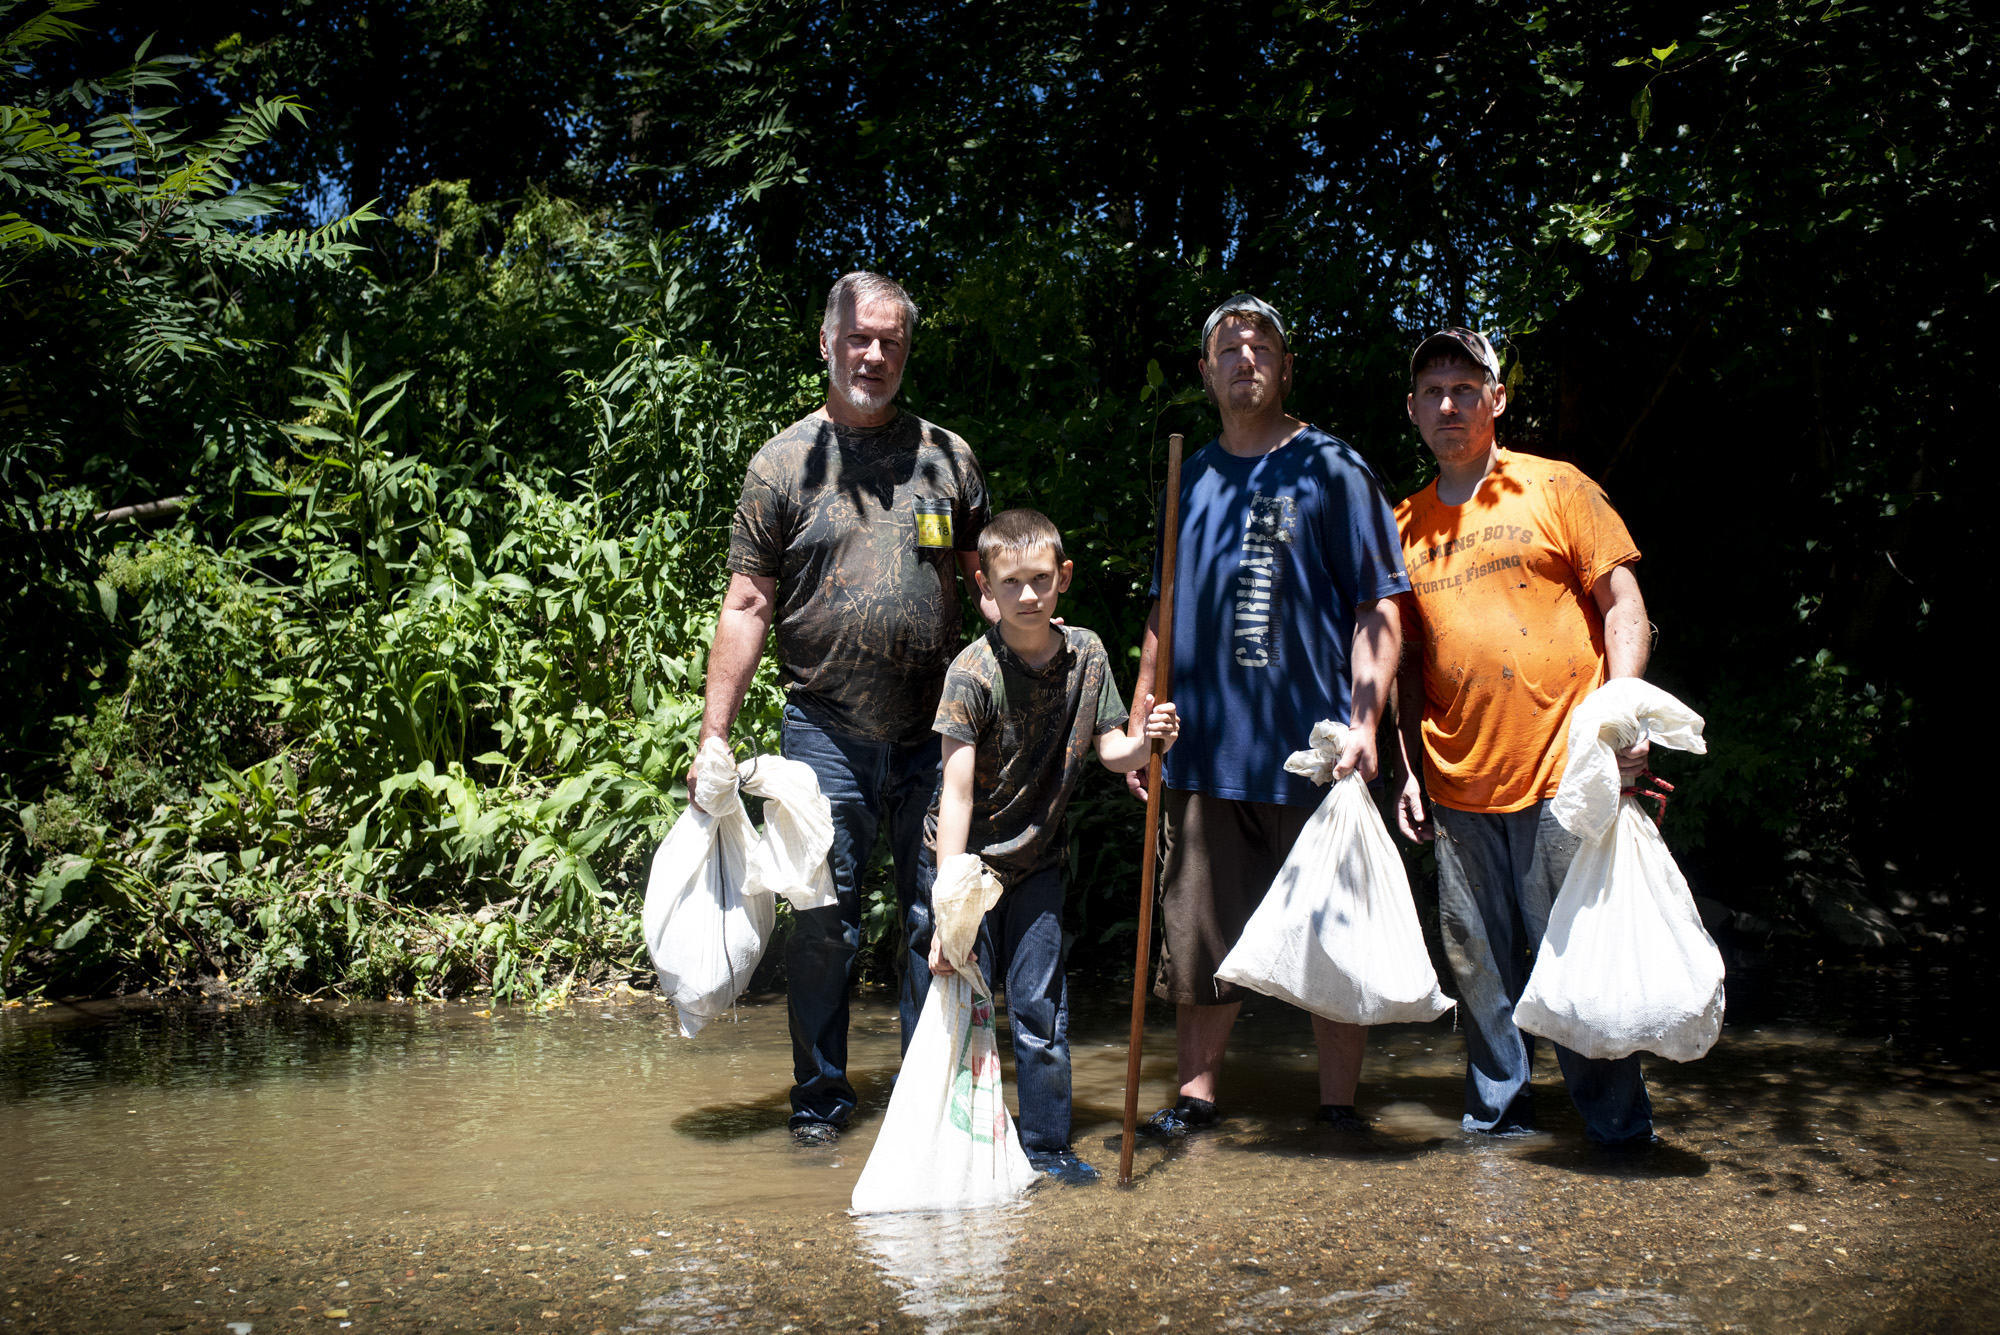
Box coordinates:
[4,328,788,1000]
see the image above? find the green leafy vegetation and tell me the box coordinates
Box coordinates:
[2,0,1989,998]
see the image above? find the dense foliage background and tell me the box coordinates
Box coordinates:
[3,0,1991,1001]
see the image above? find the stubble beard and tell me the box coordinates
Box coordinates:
[1425,420,1493,468]
[1225,374,1282,417]
[832,367,898,418]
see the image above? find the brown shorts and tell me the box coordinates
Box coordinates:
[1151,788,1314,1006]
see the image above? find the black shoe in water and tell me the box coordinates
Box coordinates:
[1027,1148,1102,1186]
[792,1121,840,1148]
[1315,1104,1372,1135]
[1473,1121,1539,1139]
[1139,1096,1220,1141]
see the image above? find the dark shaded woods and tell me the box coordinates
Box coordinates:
[2,0,1988,998]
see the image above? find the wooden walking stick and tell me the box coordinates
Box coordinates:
[1119,431,1184,1187]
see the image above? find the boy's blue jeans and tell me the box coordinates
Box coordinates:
[779,701,939,1130]
[1431,801,1653,1146]
[971,865,1073,1155]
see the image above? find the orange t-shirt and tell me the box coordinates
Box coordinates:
[1394,450,1640,814]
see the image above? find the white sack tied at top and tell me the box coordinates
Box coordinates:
[927,850,1006,988]
[850,853,1038,1215]
[641,738,838,1038]
[1549,676,1709,845]
[1512,677,1725,1063]
[1214,721,1453,1026]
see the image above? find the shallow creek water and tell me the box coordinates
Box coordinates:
[3,959,1998,1334]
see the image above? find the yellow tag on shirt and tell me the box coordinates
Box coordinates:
[914,499,953,548]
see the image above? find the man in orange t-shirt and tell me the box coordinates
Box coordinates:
[1391,328,1657,1148]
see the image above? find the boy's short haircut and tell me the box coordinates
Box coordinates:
[977,508,1066,575]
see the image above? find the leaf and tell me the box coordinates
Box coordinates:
[54,910,99,951]
[535,774,594,821]
[361,383,411,437]
[1670,224,1707,251]
[359,369,418,409]
[2,1,95,57]
[1629,246,1653,281]
[34,857,93,912]
[1630,85,1653,139]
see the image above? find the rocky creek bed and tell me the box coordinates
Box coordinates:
[3,956,1996,1333]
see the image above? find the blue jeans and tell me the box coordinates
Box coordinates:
[779,700,939,1128]
[971,865,1072,1154]
[1432,801,1653,1146]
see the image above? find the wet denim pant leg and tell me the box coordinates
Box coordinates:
[1432,801,1653,1146]
[974,865,1072,1154]
[779,702,940,1130]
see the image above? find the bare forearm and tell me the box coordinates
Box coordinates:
[935,804,970,861]
[1395,639,1427,787]
[1097,731,1154,773]
[699,610,768,739]
[698,578,776,742]
[1388,596,1434,839]
[1348,598,1400,735]
[1594,564,1651,680]
[935,741,975,860]
[1128,601,1160,737]
[1603,601,1649,679]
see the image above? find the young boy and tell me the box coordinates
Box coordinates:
[924,507,1180,1186]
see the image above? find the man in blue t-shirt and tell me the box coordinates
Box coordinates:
[1129,294,1411,1139]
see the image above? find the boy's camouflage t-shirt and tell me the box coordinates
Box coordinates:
[927,625,1130,883]
[728,410,989,744]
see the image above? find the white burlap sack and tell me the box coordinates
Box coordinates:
[850,854,1038,1215]
[1214,721,1453,1026]
[1512,678,1725,1062]
[642,738,836,1037]
[739,753,838,913]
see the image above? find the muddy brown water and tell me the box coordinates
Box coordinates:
[3,958,1998,1334]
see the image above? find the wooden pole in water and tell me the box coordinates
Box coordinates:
[1119,431,1184,1188]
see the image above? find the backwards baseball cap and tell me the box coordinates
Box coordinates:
[1410,327,1503,384]
[1202,293,1290,357]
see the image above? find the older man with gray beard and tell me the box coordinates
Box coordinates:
[689,271,994,1148]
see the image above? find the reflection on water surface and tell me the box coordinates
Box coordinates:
[854,1206,1023,1334]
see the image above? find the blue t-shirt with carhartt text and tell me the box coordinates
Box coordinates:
[1149,425,1411,807]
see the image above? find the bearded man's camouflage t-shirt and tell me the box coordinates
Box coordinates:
[926,626,1130,883]
[728,411,990,744]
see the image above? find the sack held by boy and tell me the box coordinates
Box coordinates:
[923,508,1180,1186]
